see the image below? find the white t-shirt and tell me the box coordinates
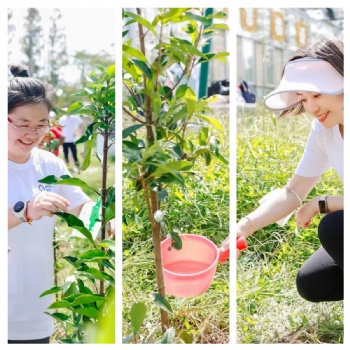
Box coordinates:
[8,148,90,340]
[296,119,344,183]
[58,115,84,143]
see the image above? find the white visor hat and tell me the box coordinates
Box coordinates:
[263,57,343,111]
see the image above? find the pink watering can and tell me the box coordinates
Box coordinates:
[160,234,231,298]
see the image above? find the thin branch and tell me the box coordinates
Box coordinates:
[122,107,146,124]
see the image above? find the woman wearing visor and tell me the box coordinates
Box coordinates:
[223,38,344,302]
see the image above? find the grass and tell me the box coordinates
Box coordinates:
[122,109,230,344]
[236,105,343,344]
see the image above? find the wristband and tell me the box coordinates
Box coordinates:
[25,201,33,224]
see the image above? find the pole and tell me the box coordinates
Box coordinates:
[198,8,214,99]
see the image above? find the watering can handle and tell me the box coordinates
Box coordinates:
[218,236,247,263]
[218,248,230,263]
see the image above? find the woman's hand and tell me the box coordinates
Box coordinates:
[295,197,319,228]
[236,217,253,258]
[27,192,71,220]
[219,235,230,252]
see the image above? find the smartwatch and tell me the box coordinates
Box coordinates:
[318,196,328,214]
[13,201,28,223]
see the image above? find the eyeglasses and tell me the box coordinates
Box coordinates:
[8,117,51,135]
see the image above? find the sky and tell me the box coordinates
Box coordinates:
[8,7,116,83]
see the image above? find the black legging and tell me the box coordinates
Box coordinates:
[8,336,50,344]
[296,210,343,302]
[63,142,79,165]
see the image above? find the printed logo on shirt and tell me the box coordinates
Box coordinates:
[38,184,53,192]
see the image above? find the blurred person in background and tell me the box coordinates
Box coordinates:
[58,112,85,170]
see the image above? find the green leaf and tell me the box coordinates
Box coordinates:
[196,114,224,132]
[130,302,147,335]
[122,124,144,139]
[48,300,72,309]
[74,307,100,319]
[132,59,153,80]
[150,161,192,179]
[179,330,193,344]
[79,267,115,285]
[67,101,83,114]
[124,11,156,35]
[40,286,64,298]
[106,64,115,77]
[158,327,176,344]
[205,23,229,31]
[63,256,79,267]
[175,84,188,100]
[79,137,96,171]
[184,11,211,26]
[104,205,115,222]
[123,45,147,62]
[55,212,95,245]
[75,122,99,144]
[184,88,197,115]
[71,294,106,306]
[208,11,228,19]
[44,312,70,321]
[149,293,173,314]
[79,249,109,262]
[151,91,161,120]
[123,56,139,81]
[99,239,115,252]
[38,175,98,194]
[170,232,182,250]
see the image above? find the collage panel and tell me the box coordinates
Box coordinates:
[7,7,115,344]
[122,7,230,344]
[236,7,344,344]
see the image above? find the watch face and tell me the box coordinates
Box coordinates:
[319,200,327,214]
[14,201,25,213]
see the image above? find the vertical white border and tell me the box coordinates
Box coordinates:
[3,0,347,348]
[230,5,237,346]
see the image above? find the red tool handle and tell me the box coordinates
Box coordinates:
[218,248,230,263]
[237,236,247,250]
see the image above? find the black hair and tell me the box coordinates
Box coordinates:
[8,65,56,114]
[279,38,344,117]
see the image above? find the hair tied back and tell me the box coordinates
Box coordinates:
[10,65,30,78]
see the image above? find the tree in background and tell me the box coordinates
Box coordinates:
[21,8,43,77]
[73,50,114,87]
[47,8,68,86]
[8,10,15,62]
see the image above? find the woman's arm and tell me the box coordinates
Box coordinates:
[296,195,343,227]
[237,174,320,238]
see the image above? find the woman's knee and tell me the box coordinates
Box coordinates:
[296,270,318,302]
[318,210,343,247]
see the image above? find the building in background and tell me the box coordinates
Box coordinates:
[237,8,343,103]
